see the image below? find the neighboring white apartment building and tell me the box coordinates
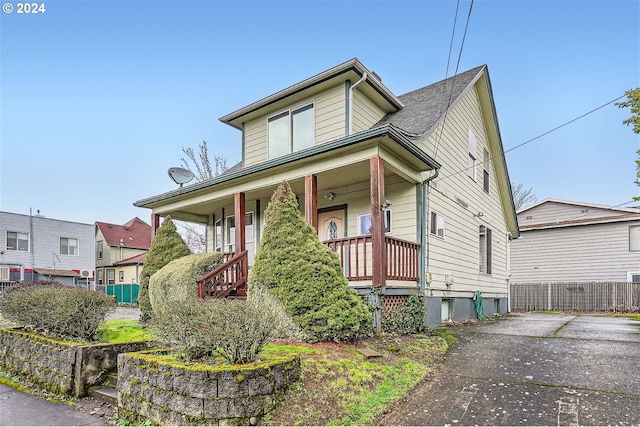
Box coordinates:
[511,199,640,283]
[0,211,95,286]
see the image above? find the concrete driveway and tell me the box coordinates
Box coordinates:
[381,313,640,426]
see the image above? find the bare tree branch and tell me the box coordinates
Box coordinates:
[181,140,227,182]
[512,182,537,211]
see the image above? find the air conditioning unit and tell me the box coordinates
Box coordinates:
[81,270,92,278]
[0,267,9,281]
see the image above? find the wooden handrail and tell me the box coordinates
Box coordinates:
[324,235,420,282]
[197,250,249,299]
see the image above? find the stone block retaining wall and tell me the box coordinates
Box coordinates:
[117,350,301,426]
[0,327,152,396]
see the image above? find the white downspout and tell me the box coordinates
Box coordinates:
[348,73,367,135]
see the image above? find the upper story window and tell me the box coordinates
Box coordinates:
[482,148,490,193]
[468,128,477,181]
[6,231,29,252]
[268,103,314,159]
[60,237,78,256]
[97,240,104,260]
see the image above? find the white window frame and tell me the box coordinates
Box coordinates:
[267,103,315,159]
[358,210,391,235]
[629,225,640,252]
[225,212,255,262]
[60,237,78,256]
[482,147,490,193]
[6,231,29,252]
[479,225,492,274]
[430,211,445,238]
[628,272,640,283]
[214,218,223,253]
[468,128,477,181]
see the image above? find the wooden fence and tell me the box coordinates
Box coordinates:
[510,282,640,312]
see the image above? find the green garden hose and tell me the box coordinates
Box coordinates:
[473,290,492,320]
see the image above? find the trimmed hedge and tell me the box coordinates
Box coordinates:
[0,280,115,341]
[148,252,223,316]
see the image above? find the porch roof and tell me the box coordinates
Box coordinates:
[134,124,440,211]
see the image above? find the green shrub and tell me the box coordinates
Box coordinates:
[151,297,276,364]
[148,252,223,316]
[138,216,191,321]
[381,294,426,335]
[250,181,372,343]
[0,280,115,341]
[247,280,305,341]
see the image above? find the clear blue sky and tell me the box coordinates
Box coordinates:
[1,1,639,226]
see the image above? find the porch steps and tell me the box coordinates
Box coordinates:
[91,372,118,404]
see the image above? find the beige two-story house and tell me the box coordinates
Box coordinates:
[134,59,519,326]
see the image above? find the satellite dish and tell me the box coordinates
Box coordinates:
[168,167,195,187]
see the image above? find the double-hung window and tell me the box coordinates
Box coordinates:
[6,231,29,251]
[630,225,640,252]
[268,103,314,159]
[483,148,490,193]
[430,212,445,238]
[479,225,492,274]
[60,237,78,256]
[468,129,477,180]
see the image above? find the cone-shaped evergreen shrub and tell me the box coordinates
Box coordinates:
[250,181,371,342]
[138,216,191,321]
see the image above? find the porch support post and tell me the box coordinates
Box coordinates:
[304,174,318,231]
[151,214,160,238]
[370,155,386,333]
[234,192,246,254]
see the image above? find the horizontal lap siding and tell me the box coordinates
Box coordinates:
[519,201,620,227]
[351,90,386,134]
[315,85,346,144]
[511,221,640,282]
[419,87,509,296]
[243,120,267,167]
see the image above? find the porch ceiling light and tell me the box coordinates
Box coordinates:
[324,192,335,201]
[381,199,392,210]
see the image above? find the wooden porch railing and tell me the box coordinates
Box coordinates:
[324,236,420,282]
[197,250,248,299]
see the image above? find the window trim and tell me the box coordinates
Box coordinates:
[430,211,445,238]
[358,210,391,235]
[97,240,104,260]
[468,128,477,181]
[267,102,315,159]
[60,237,79,256]
[6,231,29,252]
[482,147,490,193]
[629,225,640,252]
[479,225,492,274]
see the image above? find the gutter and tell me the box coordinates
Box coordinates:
[420,169,439,292]
[134,124,440,208]
[348,72,367,135]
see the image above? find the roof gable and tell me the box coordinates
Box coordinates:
[95,217,152,250]
[375,65,485,137]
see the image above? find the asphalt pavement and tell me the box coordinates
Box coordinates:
[380,313,640,426]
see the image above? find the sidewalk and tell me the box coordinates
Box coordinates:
[0,383,107,426]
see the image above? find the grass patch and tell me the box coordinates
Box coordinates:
[264,334,449,426]
[96,320,154,343]
[608,313,640,321]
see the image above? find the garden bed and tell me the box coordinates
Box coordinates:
[0,326,152,397]
[117,349,301,426]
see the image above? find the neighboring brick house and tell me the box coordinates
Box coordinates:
[95,217,151,286]
[0,211,95,286]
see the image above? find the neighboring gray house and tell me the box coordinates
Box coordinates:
[511,199,640,283]
[0,211,95,286]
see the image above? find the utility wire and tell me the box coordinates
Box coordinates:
[433,0,474,160]
[437,93,628,182]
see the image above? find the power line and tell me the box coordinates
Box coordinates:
[437,93,628,182]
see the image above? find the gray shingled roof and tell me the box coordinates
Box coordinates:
[374,65,486,138]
